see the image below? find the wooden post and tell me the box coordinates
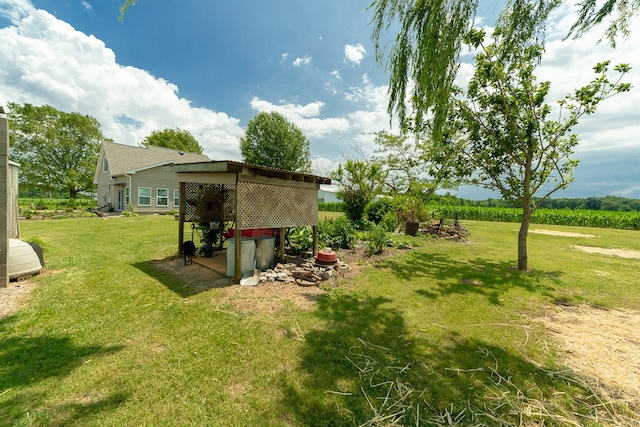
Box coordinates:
[312,225,318,256]
[234,175,241,283]
[0,109,9,288]
[279,227,286,263]
[177,181,185,256]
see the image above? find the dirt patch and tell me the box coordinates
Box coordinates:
[530,229,596,238]
[0,280,39,319]
[151,248,382,314]
[537,304,640,402]
[571,245,640,259]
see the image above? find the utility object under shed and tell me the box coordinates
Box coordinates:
[166,161,331,283]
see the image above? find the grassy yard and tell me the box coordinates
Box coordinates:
[1,216,639,426]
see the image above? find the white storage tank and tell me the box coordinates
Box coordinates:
[9,238,43,280]
[226,237,256,277]
[255,237,276,271]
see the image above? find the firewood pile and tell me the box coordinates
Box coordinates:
[259,260,351,286]
[420,221,469,241]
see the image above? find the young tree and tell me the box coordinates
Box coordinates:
[8,102,105,198]
[141,128,204,154]
[445,25,631,271]
[240,111,312,173]
[331,159,387,224]
[372,130,457,199]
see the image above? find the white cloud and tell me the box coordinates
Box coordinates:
[0,1,244,160]
[249,97,350,138]
[293,55,312,67]
[330,70,341,80]
[81,1,92,11]
[281,52,288,62]
[344,43,366,65]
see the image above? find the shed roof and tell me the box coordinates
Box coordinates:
[100,141,210,177]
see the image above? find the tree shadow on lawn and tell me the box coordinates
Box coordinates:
[277,290,594,426]
[376,251,562,305]
[0,314,126,425]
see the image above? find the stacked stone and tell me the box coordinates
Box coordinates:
[258,260,350,286]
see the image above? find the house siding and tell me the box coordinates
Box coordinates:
[94,142,209,214]
[118,166,182,213]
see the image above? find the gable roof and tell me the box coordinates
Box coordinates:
[98,141,210,178]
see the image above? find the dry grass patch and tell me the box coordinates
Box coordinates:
[571,245,640,259]
[530,229,596,238]
[537,304,640,403]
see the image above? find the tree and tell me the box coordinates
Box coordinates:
[331,159,387,224]
[444,23,630,270]
[8,103,105,198]
[369,0,637,139]
[141,128,203,154]
[372,130,457,199]
[240,112,312,173]
[568,0,640,45]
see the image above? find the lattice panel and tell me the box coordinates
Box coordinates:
[237,182,318,229]
[183,182,235,223]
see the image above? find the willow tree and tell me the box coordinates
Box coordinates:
[369,0,638,139]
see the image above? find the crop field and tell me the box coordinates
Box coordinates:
[434,205,640,230]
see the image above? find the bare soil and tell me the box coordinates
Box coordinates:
[149,247,380,314]
[0,279,39,318]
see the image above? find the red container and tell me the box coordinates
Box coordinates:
[316,248,337,263]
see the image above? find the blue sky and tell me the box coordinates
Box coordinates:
[0,0,638,199]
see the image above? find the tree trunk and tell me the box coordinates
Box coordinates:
[518,205,531,271]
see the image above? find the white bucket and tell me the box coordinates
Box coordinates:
[226,238,256,277]
[255,237,276,271]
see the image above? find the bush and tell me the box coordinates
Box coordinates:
[318,202,345,212]
[365,198,396,224]
[35,199,48,210]
[380,211,399,232]
[287,226,314,254]
[365,225,389,256]
[318,216,357,250]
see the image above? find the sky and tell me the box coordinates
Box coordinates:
[0,0,638,199]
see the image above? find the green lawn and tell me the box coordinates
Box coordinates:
[2,216,639,426]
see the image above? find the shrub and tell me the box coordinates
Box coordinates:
[380,211,399,232]
[318,202,345,212]
[318,216,357,249]
[35,199,48,210]
[365,225,389,256]
[365,198,396,224]
[287,226,314,254]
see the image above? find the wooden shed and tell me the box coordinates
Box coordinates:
[166,161,331,283]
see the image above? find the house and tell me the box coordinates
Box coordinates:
[318,184,340,203]
[94,141,210,213]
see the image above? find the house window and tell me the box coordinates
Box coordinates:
[102,157,109,172]
[125,187,130,205]
[173,189,180,207]
[157,188,169,206]
[138,187,151,206]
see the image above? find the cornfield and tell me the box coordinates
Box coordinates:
[432,206,640,230]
